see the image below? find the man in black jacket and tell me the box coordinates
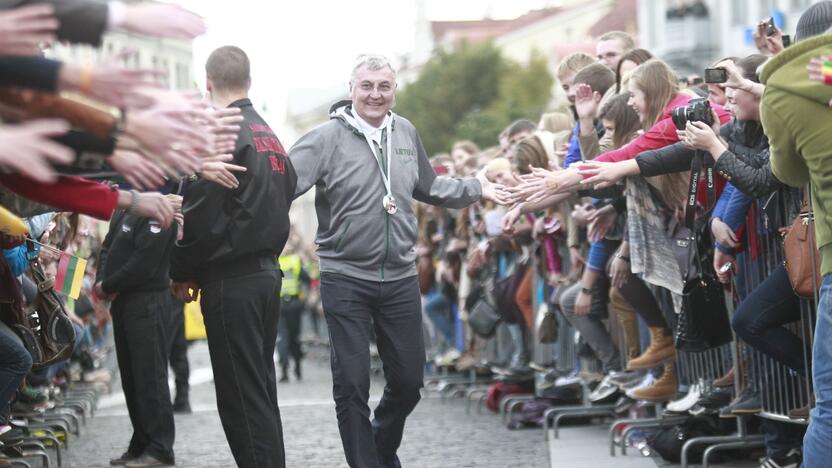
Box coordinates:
[96,207,179,468]
[171,46,296,468]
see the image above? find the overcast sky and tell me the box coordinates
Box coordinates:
[168,0,550,141]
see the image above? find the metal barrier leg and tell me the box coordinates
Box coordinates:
[701,438,766,468]
[552,406,617,439]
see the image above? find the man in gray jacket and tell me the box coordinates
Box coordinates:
[289,54,508,468]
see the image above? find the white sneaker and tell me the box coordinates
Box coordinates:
[624,373,655,398]
[589,374,620,402]
[666,382,703,413]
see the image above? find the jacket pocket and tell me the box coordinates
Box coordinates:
[388,212,418,266]
[332,213,386,266]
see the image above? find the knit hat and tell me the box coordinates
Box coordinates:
[795,1,832,42]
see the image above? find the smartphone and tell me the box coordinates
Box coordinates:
[704,67,728,84]
[765,17,777,36]
[782,34,792,48]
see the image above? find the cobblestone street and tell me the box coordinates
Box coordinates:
[64,342,551,468]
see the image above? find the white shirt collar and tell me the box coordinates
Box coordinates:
[352,106,390,144]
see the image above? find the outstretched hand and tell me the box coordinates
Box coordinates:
[507,166,577,204]
[475,168,513,205]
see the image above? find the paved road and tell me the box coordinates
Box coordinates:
[64,342,550,468]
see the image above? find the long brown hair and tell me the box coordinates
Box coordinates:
[615,48,653,93]
[629,59,680,130]
[598,94,640,150]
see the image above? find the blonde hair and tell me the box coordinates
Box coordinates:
[538,112,573,134]
[556,52,595,82]
[598,31,636,50]
[628,59,681,129]
[486,157,511,174]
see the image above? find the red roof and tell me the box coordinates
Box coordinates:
[589,0,638,38]
[431,7,563,46]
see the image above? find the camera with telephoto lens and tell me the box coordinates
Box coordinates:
[671,98,714,131]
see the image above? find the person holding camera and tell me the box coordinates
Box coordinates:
[508,58,732,203]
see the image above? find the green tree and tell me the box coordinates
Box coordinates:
[395,43,553,155]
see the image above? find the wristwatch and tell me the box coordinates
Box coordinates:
[580,287,593,295]
[616,254,630,262]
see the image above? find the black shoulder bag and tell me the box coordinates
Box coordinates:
[669,150,732,352]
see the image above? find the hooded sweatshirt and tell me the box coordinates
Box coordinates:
[289,101,482,282]
[760,33,832,275]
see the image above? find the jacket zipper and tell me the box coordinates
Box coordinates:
[381,214,390,281]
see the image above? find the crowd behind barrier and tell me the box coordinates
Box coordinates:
[418,5,832,468]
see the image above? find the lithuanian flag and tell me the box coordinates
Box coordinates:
[55,253,87,300]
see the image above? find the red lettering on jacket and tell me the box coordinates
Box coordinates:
[253,137,287,156]
[268,155,286,174]
[249,124,275,135]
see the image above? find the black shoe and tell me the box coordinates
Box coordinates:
[124,454,174,467]
[279,374,289,383]
[294,362,302,381]
[109,452,138,466]
[172,400,192,414]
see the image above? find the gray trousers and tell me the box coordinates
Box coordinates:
[558,282,621,373]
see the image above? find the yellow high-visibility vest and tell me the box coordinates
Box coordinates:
[279,254,302,298]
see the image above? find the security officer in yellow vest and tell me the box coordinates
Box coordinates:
[277,248,310,382]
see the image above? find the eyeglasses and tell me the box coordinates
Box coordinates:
[357,82,394,94]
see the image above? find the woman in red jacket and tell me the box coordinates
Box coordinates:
[511,59,732,203]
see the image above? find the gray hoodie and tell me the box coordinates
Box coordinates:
[289,101,482,282]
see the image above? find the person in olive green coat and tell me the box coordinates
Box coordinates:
[760,10,832,465]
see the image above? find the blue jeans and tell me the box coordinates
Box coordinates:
[423,289,454,345]
[732,265,805,374]
[803,274,832,467]
[0,321,32,417]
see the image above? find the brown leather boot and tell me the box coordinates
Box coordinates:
[627,327,676,370]
[712,367,735,388]
[610,287,641,360]
[630,363,677,402]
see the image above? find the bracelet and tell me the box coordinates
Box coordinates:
[616,254,630,262]
[79,65,93,95]
[580,287,592,295]
[127,189,139,215]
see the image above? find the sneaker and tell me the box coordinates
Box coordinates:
[554,371,583,388]
[623,372,655,393]
[607,369,644,388]
[589,374,620,403]
[690,387,732,416]
[759,449,801,468]
[719,387,760,418]
[667,382,703,413]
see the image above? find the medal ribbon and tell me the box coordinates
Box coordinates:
[361,116,394,202]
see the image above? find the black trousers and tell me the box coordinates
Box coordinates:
[111,290,176,463]
[277,296,303,369]
[168,298,190,402]
[320,273,425,468]
[200,269,285,468]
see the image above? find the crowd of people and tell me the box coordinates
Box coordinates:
[2,0,832,467]
[417,3,832,468]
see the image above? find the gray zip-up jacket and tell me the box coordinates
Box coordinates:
[289,101,482,282]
